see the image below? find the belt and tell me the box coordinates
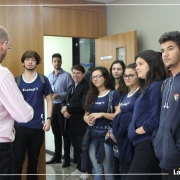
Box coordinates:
[0,142,12,149]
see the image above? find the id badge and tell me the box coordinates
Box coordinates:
[52,85,55,92]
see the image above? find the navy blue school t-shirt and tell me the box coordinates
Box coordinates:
[120,88,139,113]
[88,90,121,130]
[15,73,52,129]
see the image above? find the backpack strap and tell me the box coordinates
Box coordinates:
[38,74,47,95]
[15,73,47,95]
[107,90,115,113]
[16,75,22,87]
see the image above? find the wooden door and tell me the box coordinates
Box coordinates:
[95,30,137,70]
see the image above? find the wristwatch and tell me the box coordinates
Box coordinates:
[47,117,52,121]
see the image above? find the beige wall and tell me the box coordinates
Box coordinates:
[44,36,72,153]
[0,0,106,77]
[106,0,180,53]
[0,1,106,178]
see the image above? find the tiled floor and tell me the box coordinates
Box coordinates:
[46,153,93,180]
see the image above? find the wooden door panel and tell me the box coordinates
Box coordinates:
[95,30,137,70]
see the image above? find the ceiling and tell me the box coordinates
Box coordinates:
[85,0,116,4]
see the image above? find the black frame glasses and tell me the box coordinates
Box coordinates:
[90,74,103,81]
[122,74,135,80]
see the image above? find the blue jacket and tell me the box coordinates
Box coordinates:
[153,74,180,170]
[81,129,107,172]
[112,112,134,164]
[128,81,163,145]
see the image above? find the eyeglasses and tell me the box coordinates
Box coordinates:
[1,41,12,50]
[90,74,103,80]
[122,74,135,80]
[6,41,12,50]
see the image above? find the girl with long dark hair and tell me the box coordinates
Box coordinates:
[126,50,166,180]
[83,66,121,180]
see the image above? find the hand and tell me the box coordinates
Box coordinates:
[61,106,67,114]
[88,113,102,122]
[42,120,51,131]
[63,111,71,119]
[52,94,60,100]
[135,126,146,134]
[88,119,96,126]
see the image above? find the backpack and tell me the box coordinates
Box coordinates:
[16,73,47,94]
[105,90,117,145]
[107,90,115,113]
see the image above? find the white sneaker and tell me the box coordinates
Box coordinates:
[66,168,84,177]
[76,173,92,180]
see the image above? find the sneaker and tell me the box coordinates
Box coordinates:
[76,173,92,180]
[66,168,84,177]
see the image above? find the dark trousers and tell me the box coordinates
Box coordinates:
[51,107,71,161]
[12,126,44,180]
[113,156,131,180]
[161,168,180,180]
[66,127,85,171]
[113,156,121,180]
[125,140,162,180]
[0,143,13,180]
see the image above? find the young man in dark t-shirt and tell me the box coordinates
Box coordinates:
[12,50,53,180]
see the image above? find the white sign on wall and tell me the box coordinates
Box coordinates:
[100,55,113,60]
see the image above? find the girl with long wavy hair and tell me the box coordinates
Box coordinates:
[83,66,121,180]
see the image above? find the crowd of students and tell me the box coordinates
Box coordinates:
[1,25,180,180]
[81,31,180,180]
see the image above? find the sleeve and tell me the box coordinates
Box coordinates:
[61,85,72,108]
[142,82,162,133]
[58,74,73,98]
[0,72,34,123]
[44,76,53,96]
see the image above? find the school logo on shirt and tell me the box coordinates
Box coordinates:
[173,168,180,175]
[174,93,179,101]
[22,87,38,92]
[95,101,105,105]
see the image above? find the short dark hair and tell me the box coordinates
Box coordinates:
[126,63,136,70]
[52,53,62,61]
[135,50,167,92]
[71,64,85,74]
[159,31,180,48]
[21,50,41,65]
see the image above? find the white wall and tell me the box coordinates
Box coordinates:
[44,36,72,152]
[106,0,180,53]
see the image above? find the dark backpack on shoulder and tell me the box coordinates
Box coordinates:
[107,90,115,113]
[16,73,47,94]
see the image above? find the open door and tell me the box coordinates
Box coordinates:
[95,30,137,69]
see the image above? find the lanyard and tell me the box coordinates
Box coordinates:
[53,73,59,85]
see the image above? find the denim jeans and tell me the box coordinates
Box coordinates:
[0,143,13,180]
[12,126,44,180]
[89,130,115,180]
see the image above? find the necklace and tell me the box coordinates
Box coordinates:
[99,88,106,92]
